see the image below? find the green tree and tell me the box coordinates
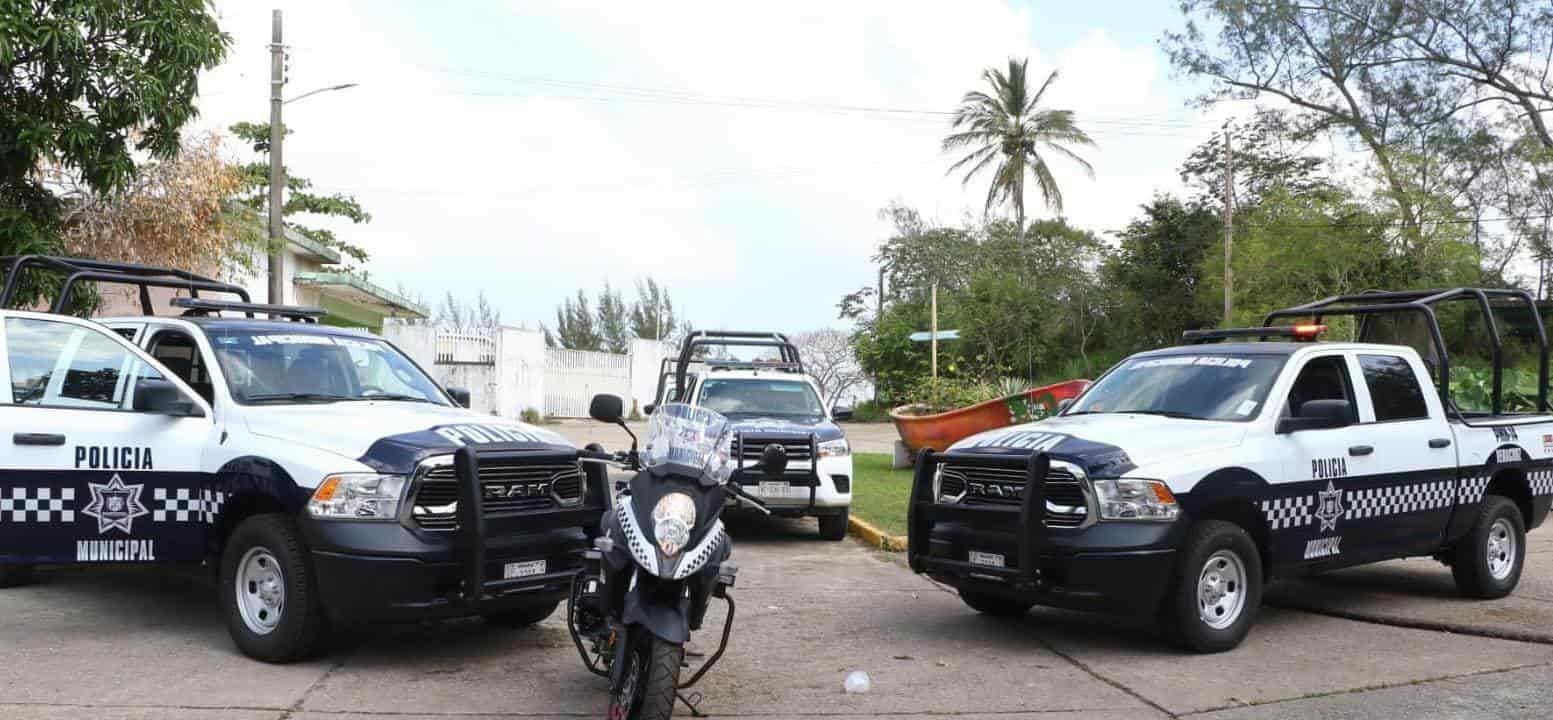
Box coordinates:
[629,277,679,341]
[0,0,228,301]
[942,59,1095,226]
[546,289,601,351]
[597,282,631,353]
[1106,196,1221,349]
[229,121,370,263]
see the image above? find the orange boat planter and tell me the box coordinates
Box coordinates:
[889,379,1091,454]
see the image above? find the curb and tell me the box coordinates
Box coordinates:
[848,514,908,552]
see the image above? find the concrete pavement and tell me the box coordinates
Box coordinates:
[3,512,1553,719]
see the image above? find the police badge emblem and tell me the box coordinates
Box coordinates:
[1315,480,1344,532]
[83,474,148,534]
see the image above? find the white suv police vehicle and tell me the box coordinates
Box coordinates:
[0,257,605,662]
[909,289,1553,652]
[649,331,853,540]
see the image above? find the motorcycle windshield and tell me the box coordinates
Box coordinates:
[642,402,734,485]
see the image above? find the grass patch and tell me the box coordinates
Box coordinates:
[850,452,913,537]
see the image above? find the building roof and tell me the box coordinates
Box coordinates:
[293,270,430,319]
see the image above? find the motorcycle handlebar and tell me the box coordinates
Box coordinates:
[727,483,773,515]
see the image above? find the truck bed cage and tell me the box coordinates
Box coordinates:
[0,255,250,315]
[172,298,327,323]
[1261,288,1549,416]
[670,331,805,404]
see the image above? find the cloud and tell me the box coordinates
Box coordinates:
[196,0,1228,331]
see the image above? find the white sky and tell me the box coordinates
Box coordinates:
[193,1,1246,332]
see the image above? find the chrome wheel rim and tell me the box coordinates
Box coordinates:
[1487,518,1517,581]
[235,547,285,635]
[1197,549,1247,630]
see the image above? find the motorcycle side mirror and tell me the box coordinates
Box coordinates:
[758,443,788,477]
[589,394,624,424]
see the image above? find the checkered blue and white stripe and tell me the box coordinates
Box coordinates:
[1345,480,1453,520]
[1458,475,1492,505]
[0,487,75,522]
[1261,496,1314,530]
[153,488,227,523]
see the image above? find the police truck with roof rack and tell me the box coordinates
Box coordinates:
[909,288,1553,651]
[649,331,854,540]
[0,256,606,662]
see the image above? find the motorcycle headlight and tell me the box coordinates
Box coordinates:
[652,492,697,557]
[817,438,851,458]
[1091,478,1179,521]
[308,473,407,520]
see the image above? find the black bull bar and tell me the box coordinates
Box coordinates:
[452,444,607,610]
[907,449,1051,588]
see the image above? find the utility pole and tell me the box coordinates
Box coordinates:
[930,282,938,398]
[1222,121,1234,326]
[267,9,286,305]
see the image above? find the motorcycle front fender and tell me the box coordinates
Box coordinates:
[622,579,691,644]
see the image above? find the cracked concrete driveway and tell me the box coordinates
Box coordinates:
[3,519,1553,719]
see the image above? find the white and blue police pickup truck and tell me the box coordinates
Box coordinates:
[649,331,854,540]
[0,257,606,662]
[909,289,1553,652]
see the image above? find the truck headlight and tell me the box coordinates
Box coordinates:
[818,438,850,458]
[308,473,407,520]
[652,492,697,557]
[1091,479,1179,521]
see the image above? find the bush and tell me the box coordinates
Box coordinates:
[520,407,543,424]
[848,400,892,423]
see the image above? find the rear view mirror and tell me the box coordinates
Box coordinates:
[446,386,471,408]
[1277,398,1353,434]
[134,378,203,418]
[589,393,625,424]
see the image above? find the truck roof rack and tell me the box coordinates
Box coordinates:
[171,297,327,323]
[1262,288,1548,416]
[664,330,805,405]
[0,255,250,315]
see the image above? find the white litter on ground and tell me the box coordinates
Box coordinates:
[843,670,871,694]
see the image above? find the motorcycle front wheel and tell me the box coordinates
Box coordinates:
[608,626,683,720]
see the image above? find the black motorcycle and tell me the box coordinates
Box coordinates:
[569,394,786,719]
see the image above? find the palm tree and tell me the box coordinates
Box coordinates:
[943,59,1096,227]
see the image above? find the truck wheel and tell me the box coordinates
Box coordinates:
[1451,495,1525,599]
[219,514,327,663]
[819,510,849,541]
[483,599,560,628]
[959,588,1035,617]
[1162,520,1262,653]
[0,564,35,588]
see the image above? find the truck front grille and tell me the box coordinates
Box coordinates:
[410,460,585,531]
[937,462,1090,528]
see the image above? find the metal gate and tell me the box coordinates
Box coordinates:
[544,348,631,418]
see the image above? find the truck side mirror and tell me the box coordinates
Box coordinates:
[133,378,204,418]
[446,386,472,408]
[589,393,625,424]
[643,403,657,415]
[1056,398,1075,414]
[831,404,853,421]
[1276,398,1353,434]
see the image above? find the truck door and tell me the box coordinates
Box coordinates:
[1274,352,1382,566]
[1348,352,1457,556]
[0,315,215,565]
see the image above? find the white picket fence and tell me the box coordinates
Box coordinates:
[436,332,497,365]
[544,348,633,418]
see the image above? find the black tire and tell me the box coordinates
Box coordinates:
[0,564,35,588]
[607,628,682,720]
[482,599,560,628]
[1451,495,1526,599]
[959,588,1035,617]
[219,514,327,663]
[1161,520,1262,653]
[819,510,849,541]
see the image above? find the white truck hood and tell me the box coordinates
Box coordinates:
[949,413,1248,478]
[244,402,573,463]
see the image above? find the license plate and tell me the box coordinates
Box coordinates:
[503,559,546,579]
[968,551,1005,568]
[759,481,801,498]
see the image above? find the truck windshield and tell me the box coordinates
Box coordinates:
[206,329,449,405]
[1066,353,1285,422]
[697,378,824,418]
